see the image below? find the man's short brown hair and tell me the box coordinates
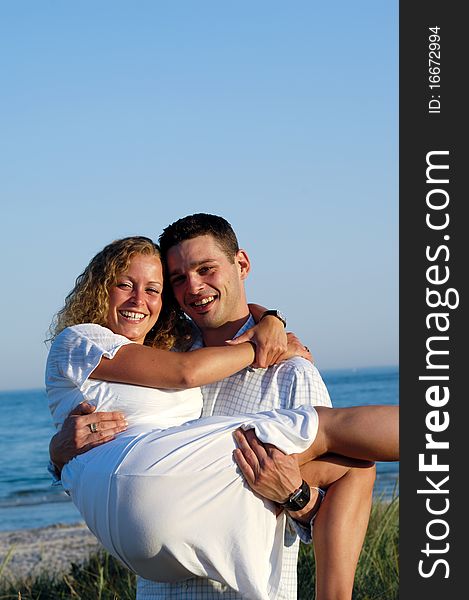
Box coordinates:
[159,213,240,263]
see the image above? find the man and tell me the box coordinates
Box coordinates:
[50,213,375,599]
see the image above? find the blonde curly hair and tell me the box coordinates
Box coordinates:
[49,236,192,350]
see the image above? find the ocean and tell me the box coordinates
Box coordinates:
[0,366,398,532]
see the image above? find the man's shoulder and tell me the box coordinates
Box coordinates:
[269,358,330,391]
[270,357,319,377]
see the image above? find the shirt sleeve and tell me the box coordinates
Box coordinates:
[52,324,133,388]
[46,324,133,430]
[47,460,67,491]
[282,358,332,410]
[45,324,134,484]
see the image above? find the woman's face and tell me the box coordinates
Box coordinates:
[106,253,164,344]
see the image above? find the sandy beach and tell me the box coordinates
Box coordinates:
[0,523,102,582]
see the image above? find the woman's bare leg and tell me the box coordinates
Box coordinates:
[298,458,376,600]
[296,405,399,464]
[233,431,379,599]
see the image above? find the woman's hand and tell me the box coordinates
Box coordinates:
[226,314,287,368]
[227,303,312,367]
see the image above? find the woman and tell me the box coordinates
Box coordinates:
[46,236,398,600]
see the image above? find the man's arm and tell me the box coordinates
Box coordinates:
[50,402,127,472]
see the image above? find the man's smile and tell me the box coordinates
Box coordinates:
[189,295,217,311]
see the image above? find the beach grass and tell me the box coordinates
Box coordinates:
[0,496,398,600]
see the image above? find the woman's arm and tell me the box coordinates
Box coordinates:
[93,305,292,387]
[92,329,311,390]
[91,342,256,389]
[243,305,313,367]
[227,304,288,368]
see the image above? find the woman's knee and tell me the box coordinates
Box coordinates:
[349,462,376,490]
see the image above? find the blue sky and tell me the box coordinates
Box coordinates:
[0,1,398,390]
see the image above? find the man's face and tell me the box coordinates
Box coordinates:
[166,234,250,331]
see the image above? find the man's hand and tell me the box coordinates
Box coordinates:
[233,428,326,526]
[232,428,302,503]
[49,402,127,472]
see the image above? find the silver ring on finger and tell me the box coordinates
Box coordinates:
[89,423,98,434]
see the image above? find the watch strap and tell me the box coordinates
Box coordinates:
[260,309,287,328]
[279,480,311,511]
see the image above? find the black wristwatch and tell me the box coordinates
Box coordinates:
[279,480,311,511]
[260,309,287,328]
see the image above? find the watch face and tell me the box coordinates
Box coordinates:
[283,481,310,511]
[289,495,308,510]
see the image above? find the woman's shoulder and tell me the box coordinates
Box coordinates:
[52,323,129,352]
[47,323,133,379]
[53,323,110,342]
[64,323,112,335]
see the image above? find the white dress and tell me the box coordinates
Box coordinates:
[46,324,319,600]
